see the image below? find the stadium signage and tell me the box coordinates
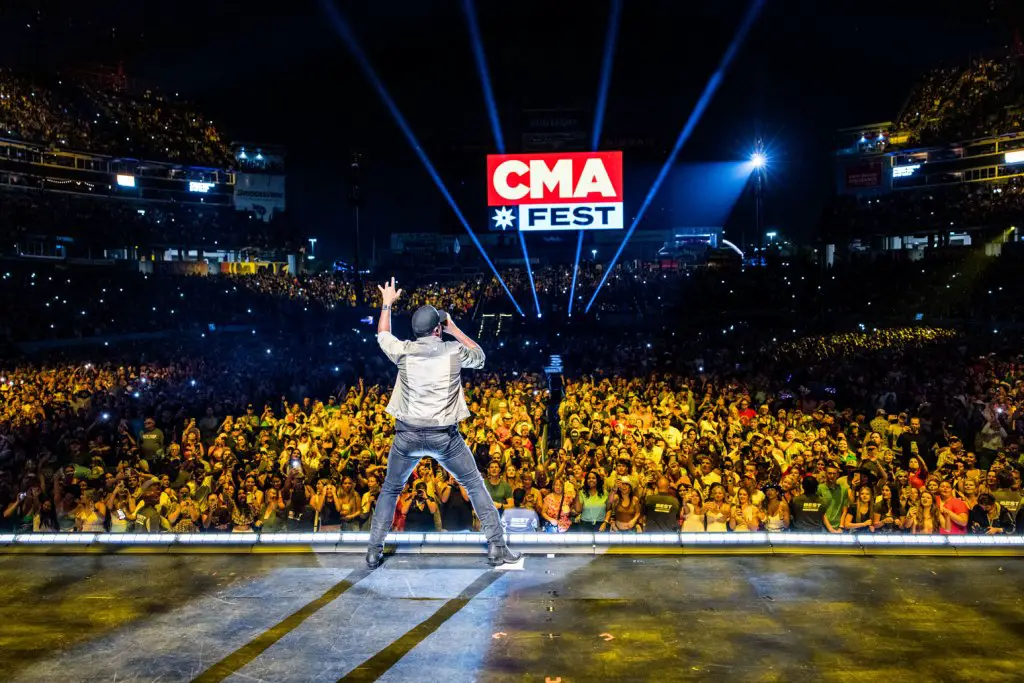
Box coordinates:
[892,164,920,178]
[1005,150,1024,164]
[487,151,623,231]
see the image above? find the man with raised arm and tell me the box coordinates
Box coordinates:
[365,277,521,568]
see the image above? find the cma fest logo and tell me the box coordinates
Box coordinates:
[487,151,623,231]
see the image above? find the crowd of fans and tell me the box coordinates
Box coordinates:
[0,323,549,535]
[895,55,1024,145]
[827,52,1024,240]
[0,67,232,167]
[2,253,1024,538]
[538,329,1024,535]
[231,271,481,316]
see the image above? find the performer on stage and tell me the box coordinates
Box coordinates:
[365,277,522,569]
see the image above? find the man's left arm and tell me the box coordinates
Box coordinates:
[377,276,402,335]
[376,277,405,364]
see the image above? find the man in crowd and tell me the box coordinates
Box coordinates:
[643,477,681,531]
[789,477,828,532]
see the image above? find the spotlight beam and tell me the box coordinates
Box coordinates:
[570,0,622,317]
[516,232,542,317]
[590,0,622,153]
[585,0,764,313]
[321,0,522,315]
[568,231,585,317]
[463,0,540,318]
[463,0,505,154]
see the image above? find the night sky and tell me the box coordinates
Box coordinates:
[1,0,1016,259]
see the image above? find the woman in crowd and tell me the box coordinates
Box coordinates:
[873,483,903,533]
[598,475,634,532]
[75,490,106,533]
[729,487,761,532]
[542,479,574,533]
[843,485,875,533]
[4,491,37,533]
[908,457,928,490]
[575,471,608,532]
[166,487,201,533]
[255,487,286,533]
[313,481,344,532]
[704,484,731,533]
[336,476,363,531]
[681,488,706,532]
[230,489,255,532]
[906,490,948,534]
[762,484,789,532]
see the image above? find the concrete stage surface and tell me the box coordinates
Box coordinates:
[1,554,1022,682]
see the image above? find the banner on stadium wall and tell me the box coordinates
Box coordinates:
[486,151,624,232]
[233,174,286,221]
[845,162,882,189]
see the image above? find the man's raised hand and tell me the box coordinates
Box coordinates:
[377,277,403,306]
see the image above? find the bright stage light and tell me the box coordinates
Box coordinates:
[586,0,765,313]
[751,152,766,169]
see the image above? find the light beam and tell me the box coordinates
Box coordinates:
[585,0,765,313]
[463,0,540,317]
[570,0,622,317]
[463,0,504,154]
[321,0,522,315]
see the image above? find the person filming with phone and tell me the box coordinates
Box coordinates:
[364,277,521,568]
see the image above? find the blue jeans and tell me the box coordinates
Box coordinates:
[367,424,505,551]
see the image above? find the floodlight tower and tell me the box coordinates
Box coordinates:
[751,142,766,262]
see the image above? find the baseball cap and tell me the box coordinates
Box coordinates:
[411,305,449,337]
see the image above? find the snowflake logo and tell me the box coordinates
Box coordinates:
[492,206,516,230]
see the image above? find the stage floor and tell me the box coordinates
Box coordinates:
[1,553,1022,682]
